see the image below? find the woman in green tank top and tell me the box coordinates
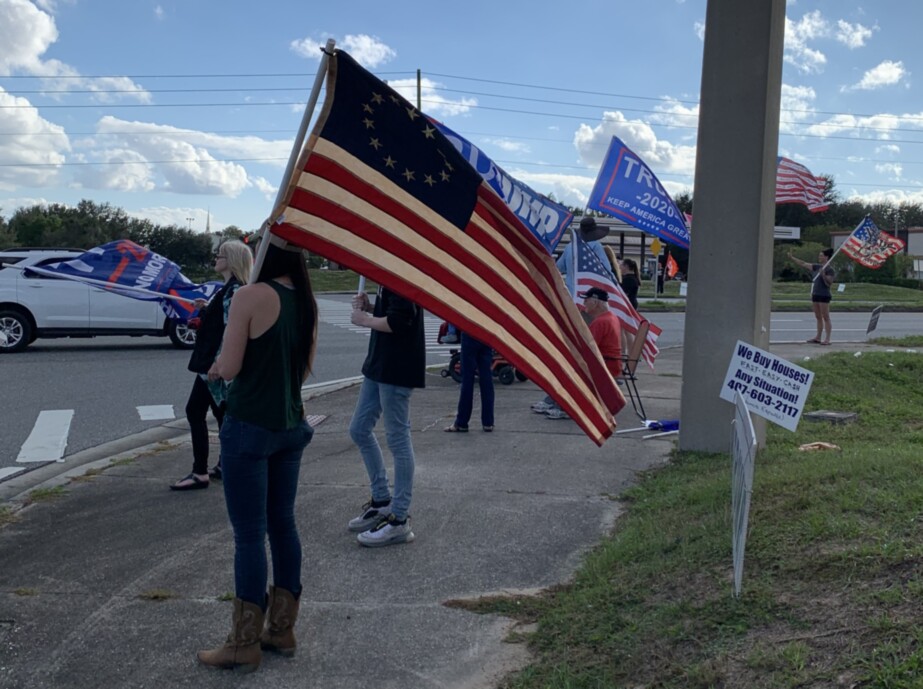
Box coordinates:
[196,240,318,674]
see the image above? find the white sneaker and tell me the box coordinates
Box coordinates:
[347,499,392,533]
[545,408,570,420]
[357,514,415,547]
[531,400,554,414]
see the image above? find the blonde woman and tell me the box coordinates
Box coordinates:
[171,240,252,490]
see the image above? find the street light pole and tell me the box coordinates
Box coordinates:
[186,217,194,230]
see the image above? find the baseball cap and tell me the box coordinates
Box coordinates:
[579,287,608,301]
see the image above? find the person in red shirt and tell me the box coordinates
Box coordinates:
[581,287,622,379]
[537,286,622,420]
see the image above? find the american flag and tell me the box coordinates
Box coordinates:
[573,234,662,368]
[842,216,905,269]
[267,50,624,444]
[775,157,829,212]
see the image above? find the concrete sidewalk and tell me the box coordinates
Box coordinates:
[0,342,864,689]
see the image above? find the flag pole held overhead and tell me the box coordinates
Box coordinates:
[251,37,337,282]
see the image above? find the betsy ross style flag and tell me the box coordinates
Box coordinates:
[269,50,624,443]
[775,157,828,212]
[573,233,661,368]
[841,216,905,269]
[24,240,220,321]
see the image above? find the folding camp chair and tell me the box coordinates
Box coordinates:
[620,320,650,421]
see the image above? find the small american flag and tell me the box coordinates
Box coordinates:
[775,157,829,212]
[573,234,662,368]
[842,216,905,269]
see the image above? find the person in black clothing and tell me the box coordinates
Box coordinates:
[171,240,252,491]
[619,258,640,309]
[346,286,425,547]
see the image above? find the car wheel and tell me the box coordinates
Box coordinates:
[168,320,197,349]
[497,366,515,385]
[0,310,33,353]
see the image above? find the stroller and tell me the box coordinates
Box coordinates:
[436,322,525,385]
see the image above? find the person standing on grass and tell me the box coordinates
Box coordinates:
[347,286,425,547]
[789,248,835,345]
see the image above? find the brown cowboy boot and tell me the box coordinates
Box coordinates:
[197,598,264,673]
[260,586,300,657]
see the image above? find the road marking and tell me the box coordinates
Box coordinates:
[0,467,25,480]
[137,405,175,420]
[17,410,74,463]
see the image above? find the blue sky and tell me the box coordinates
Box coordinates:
[1,0,920,234]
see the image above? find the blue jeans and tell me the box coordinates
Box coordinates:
[455,333,494,428]
[219,415,313,607]
[348,378,415,520]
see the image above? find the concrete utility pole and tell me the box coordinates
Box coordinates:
[679,0,786,452]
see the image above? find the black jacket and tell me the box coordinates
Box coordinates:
[361,287,426,388]
[187,279,238,374]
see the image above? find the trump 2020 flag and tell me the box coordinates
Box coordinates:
[587,136,690,249]
[841,216,905,269]
[775,157,829,212]
[431,120,572,254]
[573,233,662,368]
[268,49,624,444]
[25,240,220,322]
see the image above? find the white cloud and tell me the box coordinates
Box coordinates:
[0,88,70,190]
[694,20,705,41]
[648,98,699,130]
[875,144,901,156]
[510,169,595,210]
[784,11,829,74]
[68,117,293,197]
[0,0,59,75]
[573,111,696,178]
[154,5,164,20]
[779,83,816,133]
[251,176,277,199]
[387,77,476,117]
[835,19,874,49]
[482,138,530,154]
[72,149,155,192]
[290,33,396,68]
[843,60,907,92]
[0,0,149,102]
[845,188,923,208]
[874,162,902,180]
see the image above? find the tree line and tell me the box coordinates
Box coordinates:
[0,200,247,280]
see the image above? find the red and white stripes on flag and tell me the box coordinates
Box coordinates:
[572,234,661,368]
[267,50,624,444]
[775,157,829,212]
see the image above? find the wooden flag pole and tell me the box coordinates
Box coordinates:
[251,37,337,283]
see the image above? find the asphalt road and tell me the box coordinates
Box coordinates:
[1,304,920,480]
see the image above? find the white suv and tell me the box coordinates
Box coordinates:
[0,248,196,353]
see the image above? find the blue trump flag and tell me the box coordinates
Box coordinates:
[431,120,572,254]
[587,136,690,249]
[25,240,220,322]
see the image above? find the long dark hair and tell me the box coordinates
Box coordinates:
[257,243,318,374]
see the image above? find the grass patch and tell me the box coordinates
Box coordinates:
[870,335,923,348]
[0,506,17,528]
[109,457,135,467]
[217,592,234,602]
[138,589,177,601]
[308,269,377,294]
[13,588,37,596]
[24,486,67,504]
[477,350,923,689]
[71,467,105,483]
